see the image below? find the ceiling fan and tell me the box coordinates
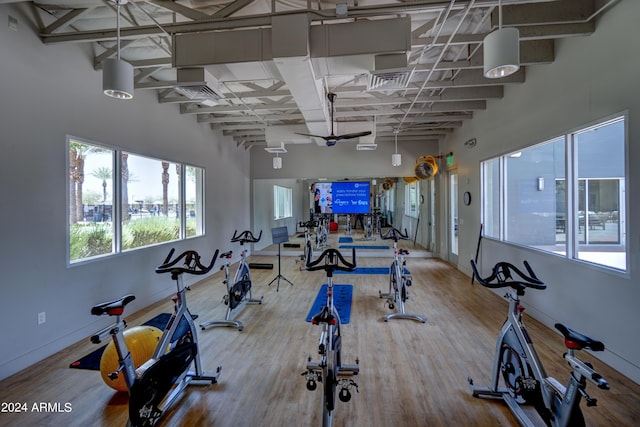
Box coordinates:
[296,92,372,147]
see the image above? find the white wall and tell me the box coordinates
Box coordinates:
[0,5,251,380]
[441,0,640,383]
[252,178,305,250]
[251,138,439,180]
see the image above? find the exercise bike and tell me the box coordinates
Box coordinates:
[361,214,375,241]
[297,220,317,270]
[379,227,426,323]
[200,230,263,332]
[302,247,360,427]
[90,248,222,427]
[315,214,330,249]
[344,214,352,236]
[468,259,609,427]
[373,210,384,235]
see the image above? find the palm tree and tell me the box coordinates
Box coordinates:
[121,152,130,221]
[69,142,97,223]
[162,161,170,216]
[91,167,112,203]
[69,147,79,224]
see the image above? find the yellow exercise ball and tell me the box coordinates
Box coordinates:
[100,325,163,392]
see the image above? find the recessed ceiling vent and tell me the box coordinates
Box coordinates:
[367,53,414,91]
[368,68,415,90]
[175,68,225,101]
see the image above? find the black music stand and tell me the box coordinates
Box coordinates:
[267,226,294,291]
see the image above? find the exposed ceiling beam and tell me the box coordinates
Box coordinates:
[149,0,211,21]
[198,113,305,124]
[413,22,594,48]
[185,102,300,115]
[38,1,565,45]
[212,0,257,18]
[41,8,93,34]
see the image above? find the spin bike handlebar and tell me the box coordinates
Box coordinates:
[306,247,356,273]
[470,259,546,292]
[299,220,318,229]
[380,227,409,242]
[231,229,262,244]
[156,248,219,276]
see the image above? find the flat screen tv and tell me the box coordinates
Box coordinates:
[330,181,370,214]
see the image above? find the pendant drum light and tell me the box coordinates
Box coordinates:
[483,0,520,79]
[392,129,401,167]
[273,155,282,169]
[103,0,134,99]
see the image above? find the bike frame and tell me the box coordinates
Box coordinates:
[379,229,426,323]
[362,215,374,241]
[311,274,341,427]
[469,259,609,427]
[91,249,221,427]
[345,215,352,235]
[304,248,359,427]
[316,215,329,249]
[201,233,263,331]
[483,290,595,427]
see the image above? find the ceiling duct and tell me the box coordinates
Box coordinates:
[367,53,415,91]
[271,14,329,142]
[175,68,225,101]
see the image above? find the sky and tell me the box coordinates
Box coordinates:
[80,149,191,205]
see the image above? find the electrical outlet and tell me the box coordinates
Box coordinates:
[38,312,46,325]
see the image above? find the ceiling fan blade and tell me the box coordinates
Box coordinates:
[334,131,373,141]
[294,132,327,139]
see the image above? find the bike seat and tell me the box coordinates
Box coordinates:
[311,306,337,325]
[91,294,135,316]
[555,323,605,352]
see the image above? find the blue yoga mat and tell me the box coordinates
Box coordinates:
[334,267,410,275]
[338,245,390,250]
[338,237,353,243]
[306,284,353,324]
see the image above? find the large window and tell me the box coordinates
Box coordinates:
[274,185,292,220]
[68,138,205,263]
[405,181,420,218]
[481,116,626,271]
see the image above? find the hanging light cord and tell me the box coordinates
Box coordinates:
[116,0,121,60]
[394,129,399,154]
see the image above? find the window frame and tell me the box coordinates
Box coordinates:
[480,113,628,273]
[67,136,205,265]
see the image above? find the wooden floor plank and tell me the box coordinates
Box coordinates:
[0,231,637,426]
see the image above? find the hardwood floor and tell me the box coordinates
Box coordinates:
[1,231,638,426]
